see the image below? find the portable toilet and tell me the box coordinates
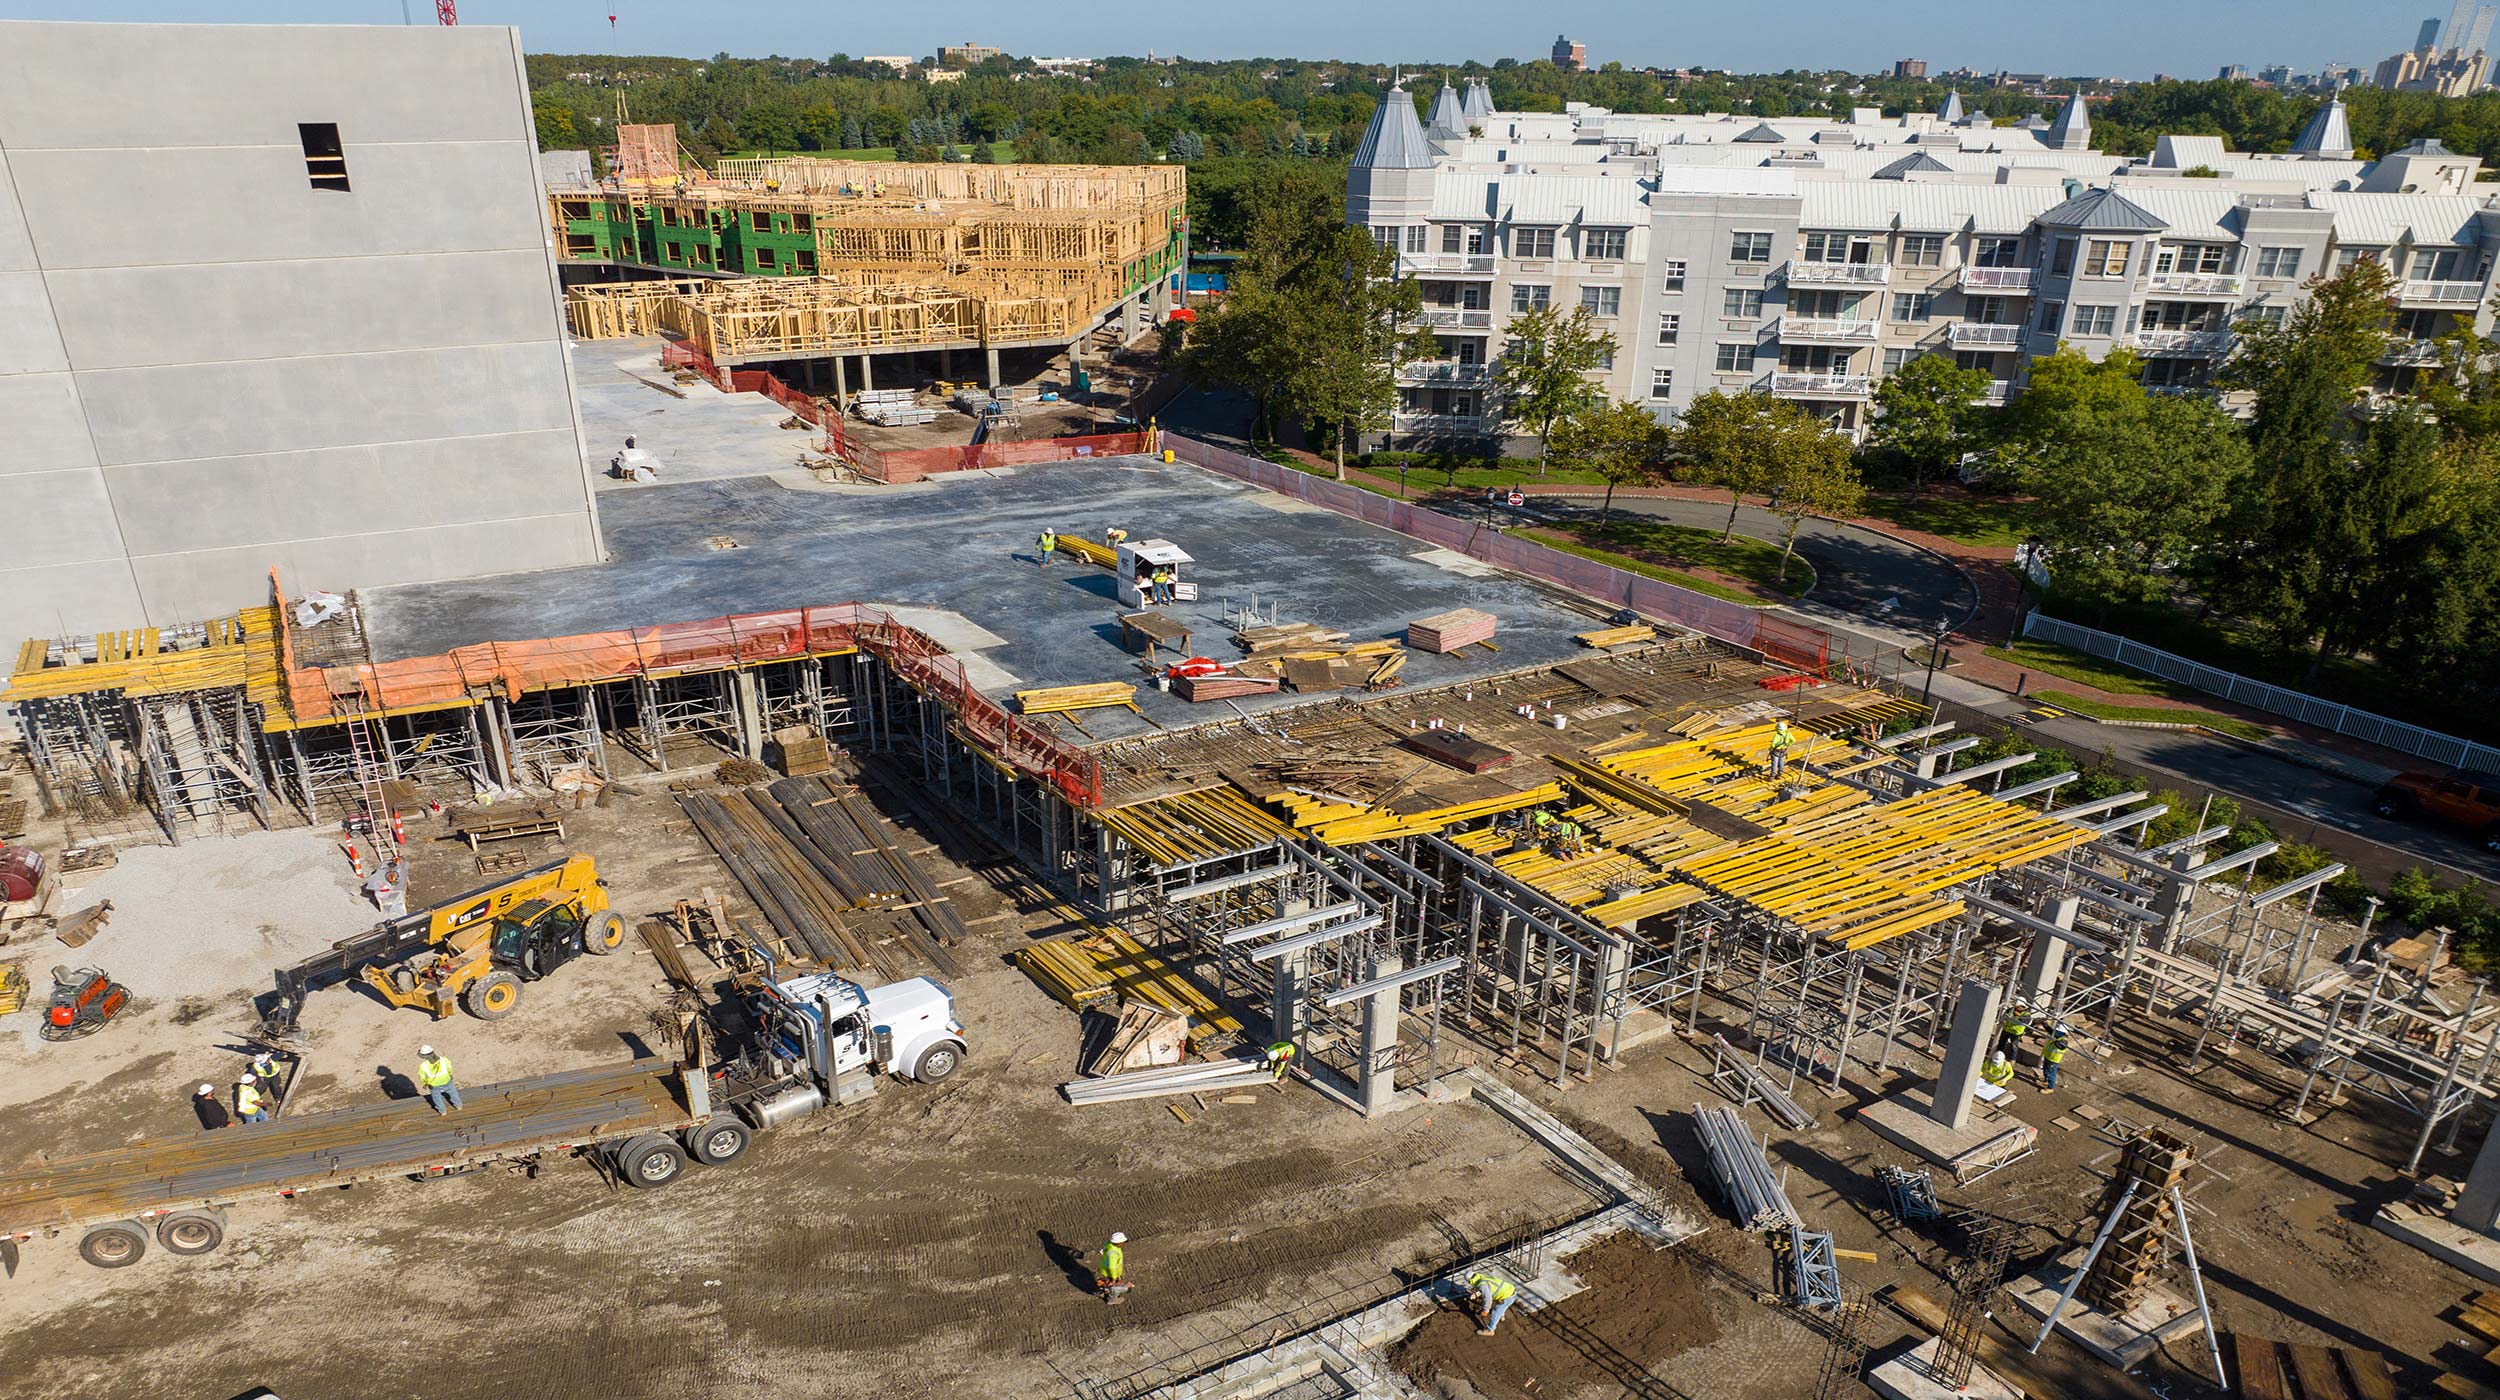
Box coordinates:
[1116,539,1198,608]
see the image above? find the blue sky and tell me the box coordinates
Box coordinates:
[0,1,2406,80]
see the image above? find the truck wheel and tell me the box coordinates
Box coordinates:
[2374,793,2412,819]
[616,1134,687,1189]
[685,1120,752,1166]
[583,911,627,956]
[463,970,523,1020]
[911,1041,964,1084]
[156,1211,226,1256]
[78,1221,148,1269]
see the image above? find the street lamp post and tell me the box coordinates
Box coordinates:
[1919,615,1954,712]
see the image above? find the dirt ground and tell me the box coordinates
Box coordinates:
[1390,1230,1725,1400]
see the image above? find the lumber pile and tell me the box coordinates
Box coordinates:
[771,724,832,778]
[1233,622,1350,657]
[1015,682,1140,718]
[1012,927,1240,1041]
[1576,623,1657,649]
[0,961,25,1015]
[1407,608,1496,654]
[1172,673,1281,703]
[2231,1332,2400,1400]
[1081,1000,1191,1076]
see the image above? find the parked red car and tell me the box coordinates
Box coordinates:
[2372,772,2500,853]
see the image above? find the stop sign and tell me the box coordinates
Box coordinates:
[1506,490,1525,508]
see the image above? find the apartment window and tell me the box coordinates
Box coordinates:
[2254,246,2302,278]
[2336,246,2381,272]
[298,122,350,192]
[1511,283,1551,312]
[1974,236,2022,268]
[1729,231,1773,263]
[1899,234,1945,268]
[1954,351,1995,373]
[2412,247,2467,281]
[2396,307,2446,339]
[1802,232,1849,263]
[1591,347,1616,371]
[1585,227,1628,261]
[1581,285,1621,316]
[1890,292,1934,322]
[1650,367,1675,399]
[1465,226,1487,255]
[2240,303,2287,328]
[1716,342,1757,372]
[2073,304,2118,337]
[793,212,812,233]
[1442,224,1463,254]
[795,249,816,273]
[752,211,771,232]
[1405,226,1427,254]
[2162,243,2227,273]
[755,246,777,269]
[1661,260,1687,291]
[1514,226,1557,259]
[2050,237,2077,277]
[1883,347,1919,375]
[1371,227,1397,249]
[2084,240,2131,278]
[1722,288,1764,318]
[2040,300,2064,333]
[1656,312,1681,344]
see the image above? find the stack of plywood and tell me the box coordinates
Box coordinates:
[772,725,833,777]
[1173,673,1282,703]
[1234,622,1351,657]
[1408,608,1497,654]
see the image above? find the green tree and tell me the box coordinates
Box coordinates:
[1286,226,1434,477]
[1866,353,1992,491]
[1551,398,1669,520]
[1674,390,1811,540]
[531,93,578,150]
[2005,349,2247,616]
[1175,166,1361,445]
[1490,305,1615,475]
[1763,415,1864,579]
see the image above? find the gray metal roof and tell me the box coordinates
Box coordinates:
[2291,99,2355,160]
[1353,84,1436,170]
[1462,78,1495,122]
[2035,185,2166,231]
[1874,151,1954,179]
[2046,88,2090,149]
[1735,121,1787,143]
[1939,90,1964,124]
[1426,80,1467,139]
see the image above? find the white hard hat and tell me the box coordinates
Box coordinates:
[197,1083,215,1095]
[419,1045,435,1056]
[1109,1231,1127,1244]
[238,1074,256,1085]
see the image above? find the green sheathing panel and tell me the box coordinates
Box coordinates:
[718,208,817,276]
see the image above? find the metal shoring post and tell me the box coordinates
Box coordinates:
[2027,1179,2140,1352]
[1461,887,1484,1023]
[2169,1184,2228,1386]
[2186,950,2236,1071]
[2290,987,2351,1123]
[1690,920,1712,1033]
[1831,952,1866,1091]
[2324,958,2396,1110]
[2407,981,2483,1175]
[640,676,666,772]
[1555,948,1581,1088]
[287,730,314,814]
[1509,911,1528,1061]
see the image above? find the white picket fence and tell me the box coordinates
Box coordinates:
[2021,612,2500,775]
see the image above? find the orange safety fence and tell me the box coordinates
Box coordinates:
[269,577,1102,807]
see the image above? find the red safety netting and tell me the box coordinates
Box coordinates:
[846,431,1154,484]
[658,337,726,390]
[271,586,1101,807]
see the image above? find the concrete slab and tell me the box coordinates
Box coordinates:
[1857,1085,2037,1179]
[1868,1339,2019,1400]
[2003,1247,2205,1369]
[2372,1200,2500,1287]
[1408,547,1505,578]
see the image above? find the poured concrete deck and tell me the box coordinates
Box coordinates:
[361,454,1614,736]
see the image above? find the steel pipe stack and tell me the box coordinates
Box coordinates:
[1693,1103,1800,1230]
[1062,1056,1276,1106]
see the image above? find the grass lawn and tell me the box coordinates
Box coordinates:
[1525,519,1812,606]
[1363,462,1613,492]
[1983,640,2192,699]
[1865,491,2035,548]
[2035,690,2272,742]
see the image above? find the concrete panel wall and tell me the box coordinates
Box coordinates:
[0,21,600,643]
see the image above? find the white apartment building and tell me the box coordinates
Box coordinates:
[1350,80,2499,443]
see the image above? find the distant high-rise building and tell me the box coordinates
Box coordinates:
[2218,64,2248,81]
[2469,7,2498,56]
[1550,34,1585,71]
[2448,0,2478,48]
[2422,16,2447,49]
[1893,59,1928,79]
[2259,64,2293,84]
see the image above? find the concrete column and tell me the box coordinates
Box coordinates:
[1914,749,1942,781]
[1150,279,1173,318]
[858,354,874,391]
[1272,950,1309,1047]
[1359,953,1403,1118]
[2018,895,2081,1004]
[985,347,1002,388]
[2455,1117,2500,1232]
[833,355,848,406]
[940,346,955,379]
[730,671,765,761]
[1929,977,2002,1131]
[1595,935,1633,1059]
[2155,849,2206,951]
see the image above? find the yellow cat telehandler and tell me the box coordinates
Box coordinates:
[259,854,627,1039]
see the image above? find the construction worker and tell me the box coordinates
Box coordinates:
[1153,565,1176,605]
[192,1083,232,1131]
[1530,808,1557,839]
[1096,1231,1130,1302]
[1466,1271,1518,1335]
[1266,1041,1297,1081]
[1981,1050,2015,1092]
[1104,525,1129,548]
[1998,999,2030,1055]
[234,1073,268,1125]
[251,1051,284,1112]
[416,1045,463,1115]
[2042,1025,2070,1092]
[1037,529,1058,568]
[1768,719,1795,778]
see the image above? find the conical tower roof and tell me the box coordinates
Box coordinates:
[2291,98,2354,160]
[2045,87,2091,150]
[1461,77,1495,122]
[1426,78,1466,139]
[1353,80,1435,170]
[1939,89,1964,123]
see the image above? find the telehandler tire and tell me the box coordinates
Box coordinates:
[463,970,523,1020]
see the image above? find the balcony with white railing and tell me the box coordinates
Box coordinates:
[1396,360,1494,386]
[2128,329,2235,357]
[1392,411,1495,433]
[1766,371,1874,398]
[2382,339,2446,365]
[1780,260,1890,286]
[1957,266,2035,293]
[2397,279,2484,306]
[1412,307,1495,330]
[1970,381,2014,406]
[1399,253,1498,277]
[1772,315,1880,345]
[2144,271,2246,298]
[1946,322,2026,350]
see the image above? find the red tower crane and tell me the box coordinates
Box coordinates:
[436,0,457,23]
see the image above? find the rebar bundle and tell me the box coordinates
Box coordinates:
[1692,1103,1799,1230]
[1812,1290,1873,1400]
[1931,1217,2014,1390]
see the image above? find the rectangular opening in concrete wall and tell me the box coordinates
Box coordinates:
[298,122,350,192]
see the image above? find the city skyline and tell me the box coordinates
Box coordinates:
[0,0,2394,81]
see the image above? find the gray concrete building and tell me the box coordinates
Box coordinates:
[0,21,601,646]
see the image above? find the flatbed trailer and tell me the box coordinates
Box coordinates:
[0,1058,712,1276]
